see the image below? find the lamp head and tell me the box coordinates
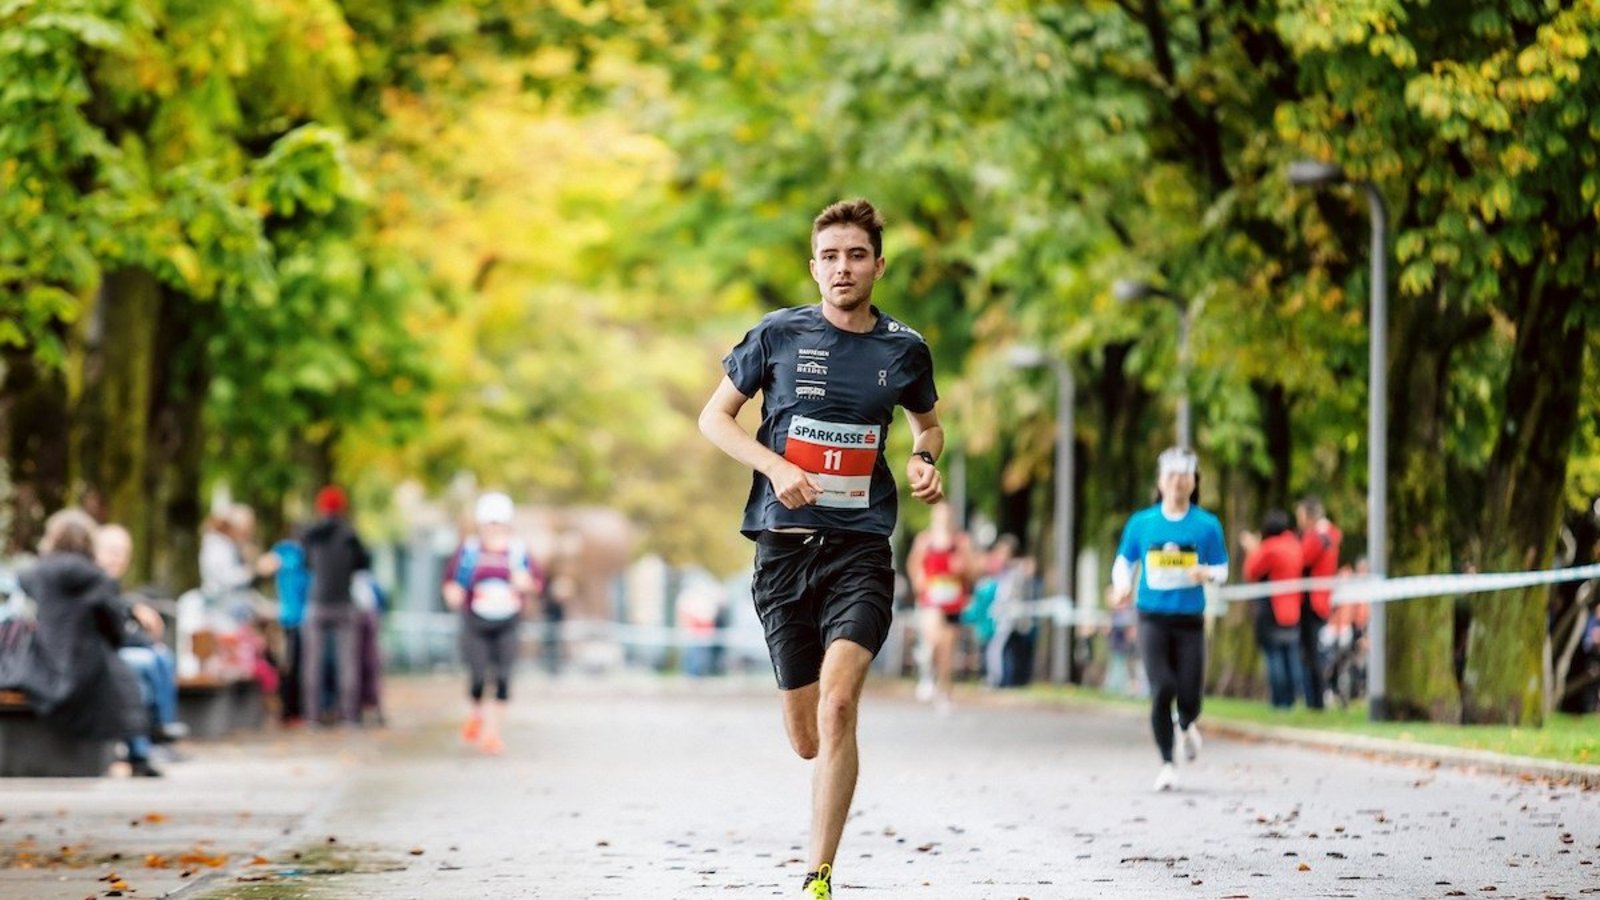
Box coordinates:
[1113,278,1151,303]
[1288,160,1346,186]
[1007,344,1049,369]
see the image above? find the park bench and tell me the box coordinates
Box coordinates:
[0,689,116,777]
[178,675,266,739]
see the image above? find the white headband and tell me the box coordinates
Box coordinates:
[1158,449,1198,475]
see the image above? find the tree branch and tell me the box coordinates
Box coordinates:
[1137,0,1231,191]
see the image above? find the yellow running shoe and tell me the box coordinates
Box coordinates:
[802,863,831,899]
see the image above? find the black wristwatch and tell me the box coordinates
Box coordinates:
[912,450,937,466]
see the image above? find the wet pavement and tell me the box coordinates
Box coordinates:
[2,672,1597,899]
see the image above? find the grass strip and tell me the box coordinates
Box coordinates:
[1024,684,1600,766]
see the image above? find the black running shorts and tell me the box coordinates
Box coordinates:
[751,530,895,690]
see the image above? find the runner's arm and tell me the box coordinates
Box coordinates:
[698,375,821,509]
[1110,556,1135,608]
[903,406,945,504]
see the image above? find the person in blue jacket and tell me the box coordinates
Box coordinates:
[1108,447,1228,792]
[272,535,310,724]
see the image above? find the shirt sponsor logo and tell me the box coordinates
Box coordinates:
[798,348,829,358]
[791,420,879,445]
[797,385,826,399]
[796,361,828,376]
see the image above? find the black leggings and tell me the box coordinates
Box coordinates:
[462,618,519,702]
[1139,613,1205,763]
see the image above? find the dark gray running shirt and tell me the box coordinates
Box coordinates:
[723,303,938,538]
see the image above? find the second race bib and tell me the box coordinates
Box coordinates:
[784,415,881,509]
[1144,546,1199,591]
[470,578,522,621]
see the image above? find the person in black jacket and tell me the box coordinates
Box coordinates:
[300,486,371,725]
[15,509,150,773]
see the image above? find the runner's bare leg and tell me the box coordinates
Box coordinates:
[809,638,873,870]
[781,683,821,759]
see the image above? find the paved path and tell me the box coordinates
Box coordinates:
[3,674,1598,899]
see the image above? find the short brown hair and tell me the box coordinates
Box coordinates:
[39,508,98,558]
[812,199,884,259]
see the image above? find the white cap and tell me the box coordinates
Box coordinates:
[1157,448,1198,476]
[475,492,515,525]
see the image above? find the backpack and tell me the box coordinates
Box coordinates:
[453,538,532,589]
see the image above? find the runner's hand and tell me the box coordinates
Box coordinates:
[907,456,943,504]
[771,462,825,509]
[443,582,466,611]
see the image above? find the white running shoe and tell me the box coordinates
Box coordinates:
[1181,723,1202,762]
[1153,763,1177,792]
[915,678,936,702]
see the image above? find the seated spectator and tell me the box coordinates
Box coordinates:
[200,504,278,623]
[13,510,148,773]
[193,505,279,695]
[96,524,188,762]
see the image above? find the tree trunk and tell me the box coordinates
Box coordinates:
[1254,380,1293,511]
[1085,342,1151,557]
[1461,276,1588,725]
[1382,285,1463,722]
[71,270,161,566]
[1206,456,1266,698]
[0,350,72,553]
[143,294,211,595]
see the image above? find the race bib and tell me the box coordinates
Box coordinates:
[784,415,881,509]
[1144,546,1199,591]
[470,578,522,621]
[928,575,964,610]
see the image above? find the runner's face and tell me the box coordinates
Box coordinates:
[810,224,883,312]
[1158,470,1194,505]
[480,522,511,551]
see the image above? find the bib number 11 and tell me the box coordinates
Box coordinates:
[783,415,880,509]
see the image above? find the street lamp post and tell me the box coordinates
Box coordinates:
[1289,159,1390,721]
[1009,345,1076,684]
[1113,279,1194,450]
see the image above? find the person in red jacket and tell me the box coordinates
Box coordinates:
[1295,497,1342,709]
[1241,510,1305,709]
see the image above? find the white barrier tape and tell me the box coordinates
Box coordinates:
[1206,563,1600,606]
[1003,598,1114,628]
[1213,575,1378,603]
[1329,561,1600,606]
[384,611,773,653]
[1006,562,1600,627]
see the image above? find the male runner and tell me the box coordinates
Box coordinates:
[699,198,944,899]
